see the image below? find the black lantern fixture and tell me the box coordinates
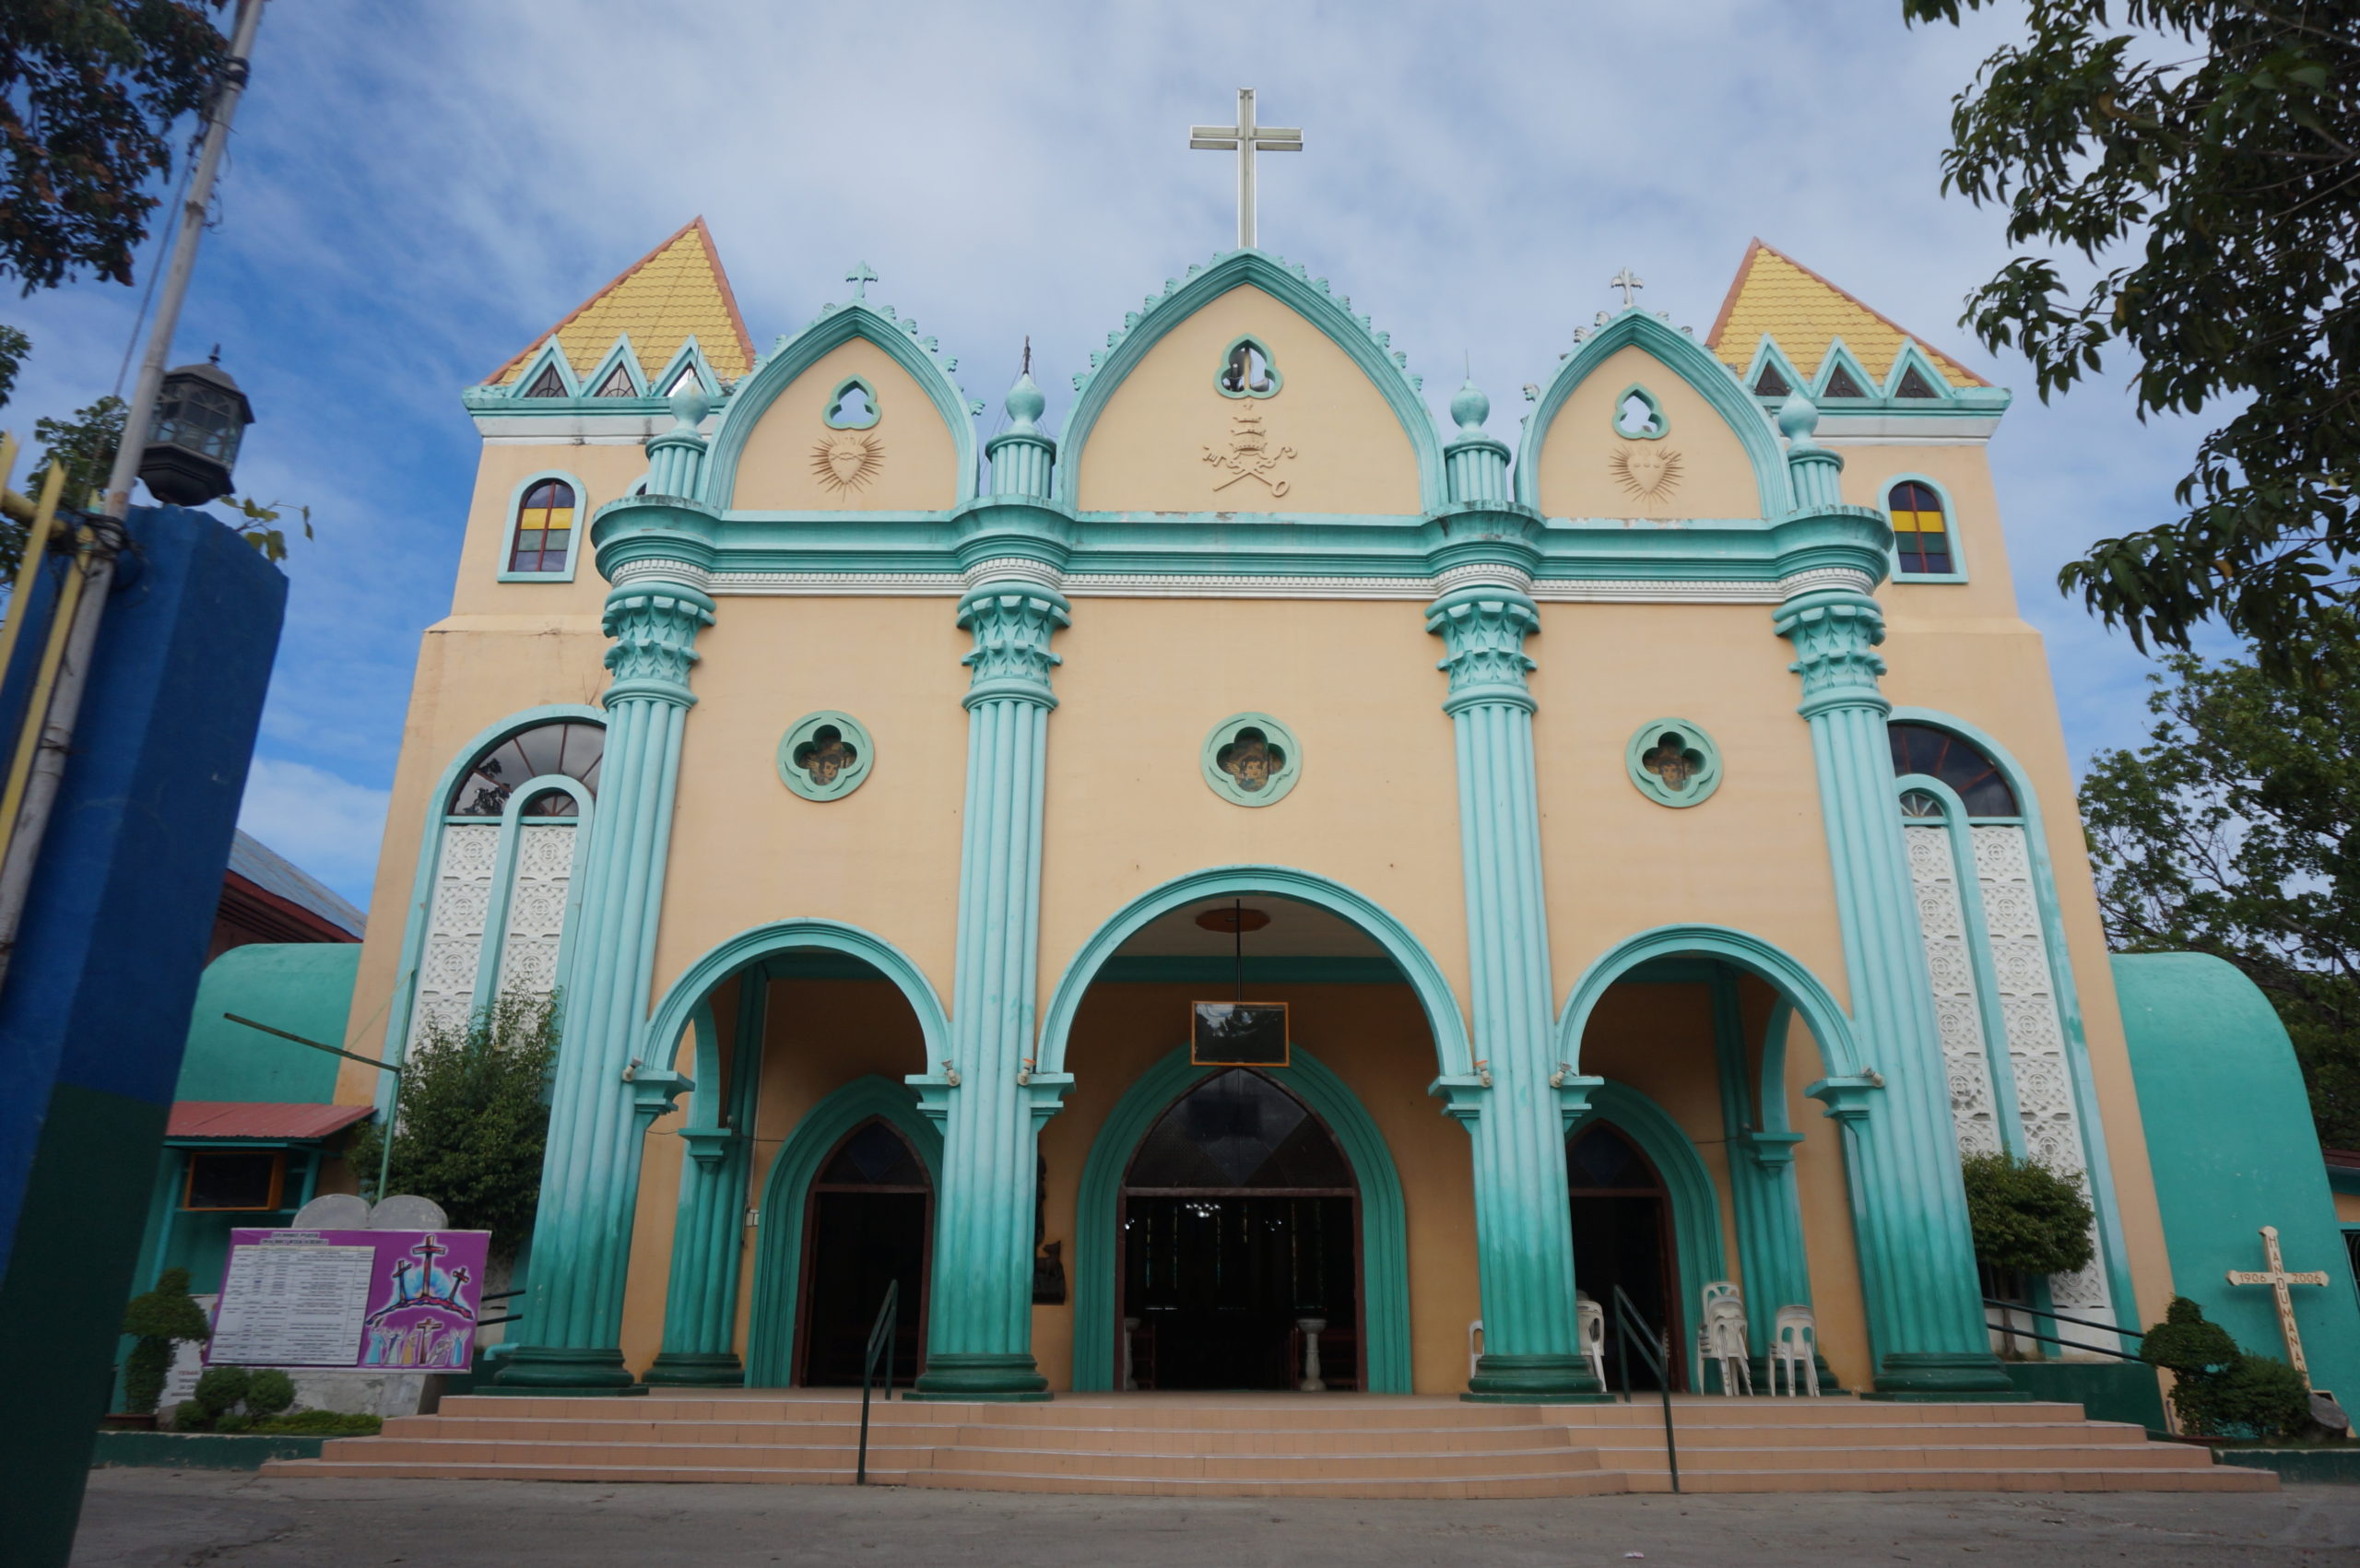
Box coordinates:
[138,347,254,505]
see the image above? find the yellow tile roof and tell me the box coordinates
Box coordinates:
[1704,239,1987,389]
[490,217,754,388]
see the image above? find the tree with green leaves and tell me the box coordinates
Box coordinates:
[1905,1,2358,675]
[346,992,560,1259]
[2079,635,2360,1147]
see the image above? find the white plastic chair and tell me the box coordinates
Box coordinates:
[1575,1293,1607,1390]
[1698,1280,1752,1396]
[1772,1304,1821,1397]
[1468,1319,1484,1384]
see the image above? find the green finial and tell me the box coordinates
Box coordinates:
[1005,368,1045,435]
[1450,377,1490,435]
[1776,389,1820,447]
[668,380,711,433]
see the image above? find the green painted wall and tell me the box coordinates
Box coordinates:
[175,944,360,1103]
[2114,952,2360,1397]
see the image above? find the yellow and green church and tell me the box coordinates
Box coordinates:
[302,209,2360,1416]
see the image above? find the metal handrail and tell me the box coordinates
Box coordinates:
[856,1279,900,1485]
[1610,1284,1680,1494]
[1982,1293,2152,1360]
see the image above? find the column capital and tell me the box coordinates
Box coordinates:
[959,582,1070,710]
[627,1067,694,1126]
[1427,583,1540,714]
[1735,1129,1806,1169]
[678,1126,738,1164]
[1806,1072,1884,1123]
[1773,585,1888,718]
[601,580,716,708]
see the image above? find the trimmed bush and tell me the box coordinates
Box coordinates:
[1961,1150,2095,1277]
[120,1267,211,1416]
[190,1366,250,1420]
[2141,1297,2311,1438]
[244,1368,296,1418]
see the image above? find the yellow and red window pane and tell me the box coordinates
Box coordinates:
[509,479,576,573]
[1887,480,1953,575]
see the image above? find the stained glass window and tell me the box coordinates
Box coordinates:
[1895,364,1941,398]
[1887,480,1953,576]
[449,721,604,816]
[523,362,567,398]
[1127,1070,1353,1192]
[508,478,576,574]
[592,363,637,397]
[1567,1123,1660,1192]
[1752,362,1791,398]
[817,1121,928,1189]
[1888,722,2017,817]
[1823,363,1865,399]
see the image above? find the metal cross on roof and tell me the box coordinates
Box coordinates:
[846,261,877,301]
[1188,88,1303,251]
[2226,1224,2332,1385]
[1611,268,1645,309]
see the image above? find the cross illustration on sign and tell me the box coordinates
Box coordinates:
[1188,88,1303,251]
[2226,1224,2331,1384]
[1611,268,1645,309]
[846,261,877,302]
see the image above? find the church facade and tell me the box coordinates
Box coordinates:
[330,219,2355,1404]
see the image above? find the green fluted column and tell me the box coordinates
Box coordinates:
[908,370,1070,1401]
[1425,382,1604,1404]
[1772,395,2014,1400]
[1711,982,1811,1342]
[496,391,715,1394]
[645,978,767,1385]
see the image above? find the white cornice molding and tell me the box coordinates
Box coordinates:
[697,570,1793,605]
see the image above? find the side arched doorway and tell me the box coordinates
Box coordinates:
[796,1118,931,1386]
[1567,1120,1681,1390]
[1119,1067,1359,1391]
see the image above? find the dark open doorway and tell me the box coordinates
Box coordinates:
[1567,1119,1682,1392]
[796,1119,929,1386]
[1119,1068,1360,1391]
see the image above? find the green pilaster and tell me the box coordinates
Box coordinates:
[645,978,766,1385]
[909,371,1070,1401]
[495,398,716,1395]
[1427,383,1605,1403]
[1771,395,2015,1400]
[1711,980,1809,1345]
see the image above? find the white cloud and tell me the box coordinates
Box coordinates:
[237,757,390,907]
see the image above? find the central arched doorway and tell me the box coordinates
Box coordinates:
[1119,1068,1360,1391]
[1566,1120,1682,1390]
[796,1118,931,1386]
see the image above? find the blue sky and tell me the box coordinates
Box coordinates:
[2,0,2223,908]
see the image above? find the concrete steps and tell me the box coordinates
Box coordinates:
[259,1391,2276,1498]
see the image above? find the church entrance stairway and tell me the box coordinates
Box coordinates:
[261,1391,2273,1497]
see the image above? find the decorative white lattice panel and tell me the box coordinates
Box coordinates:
[495,823,577,1000]
[1973,824,2115,1326]
[410,823,500,1045]
[1905,824,2002,1156]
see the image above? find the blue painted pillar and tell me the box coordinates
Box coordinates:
[1427,383,1604,1403]
[1771,395,2014,1399]
[646,978,766,1385]
[498,393,714,1392]
[910,371,1070,1400]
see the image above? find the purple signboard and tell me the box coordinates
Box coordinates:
[208,1228,490,1370]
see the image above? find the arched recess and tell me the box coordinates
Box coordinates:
[1884,705,2140,1331]
[376,703,606,1103]
[1558,924,1861,1080]
[744,1074,944,1386]
[1035,865,1471,1078]
[644,918,950,1079]
[1069,1043,1412,1392]
[1566,1081,1729,1361]
[1516,312,1792,517]
[1056,251,1446,513]
[702,301,977,512]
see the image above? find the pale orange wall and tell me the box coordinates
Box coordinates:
[726,339,959,513]
[2336,1190,2360,1225]
[1075,284,1422,514]
[449,442,647,619]
[1536,345,1766,519]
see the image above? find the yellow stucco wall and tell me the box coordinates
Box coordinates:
[1536,345,1766,520]
[1074,284,1422,514]
[727,338,959,513]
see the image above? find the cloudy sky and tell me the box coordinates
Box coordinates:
[4,0,2223,907]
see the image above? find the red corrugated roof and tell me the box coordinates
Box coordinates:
[167,1102,374,1140]
[2327,1148,2360,1170]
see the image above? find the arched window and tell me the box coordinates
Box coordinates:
[1890,720,2117,1334]
[406,719,603,1047]
[1887,480,1954,577]
[507,479,576,575]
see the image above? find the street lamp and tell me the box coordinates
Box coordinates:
[137,348,253,505]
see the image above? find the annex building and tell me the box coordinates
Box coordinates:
[318,214,2360,1419]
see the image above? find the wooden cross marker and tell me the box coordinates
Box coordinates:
[2226,1224,2331,1385]
[1188,88,1303,251]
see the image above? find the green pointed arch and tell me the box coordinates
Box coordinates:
[1557,924,1861,1079]
[1567,1081,1729,1385]
[1069,1043,1411,1392]
[744,1074,943,1386]
[1056,251,1445,513]
[703,301,978,511]
[1517,311,1791,517]
[644,918,949,1078]
[1035,864,1471,1078]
